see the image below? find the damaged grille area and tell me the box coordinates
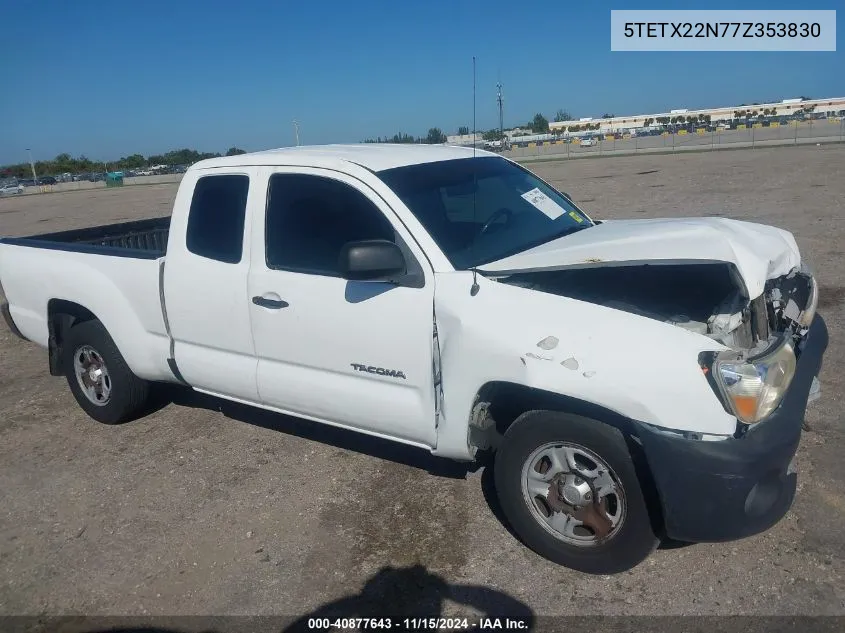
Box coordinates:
[498,262,812,351]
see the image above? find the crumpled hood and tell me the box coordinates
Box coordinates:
[479,217,801,298]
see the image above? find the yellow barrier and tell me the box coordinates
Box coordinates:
[605,135,615,141]
[527,142,536,148]
[696,129,705,135]
[737,124,746,130]
[771,122,780,128]
[623,134,631,140]
[678,130,688,135]
[661,132,668,137]
[573,139,581,145]
[752,123,762,128]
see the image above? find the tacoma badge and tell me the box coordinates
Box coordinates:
[350,363,407,379]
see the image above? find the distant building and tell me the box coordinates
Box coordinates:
[549,96,845,135]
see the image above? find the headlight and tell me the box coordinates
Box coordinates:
[713,338,796,424]
[797,263,818,327]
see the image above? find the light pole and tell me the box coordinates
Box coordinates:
[25,148,38,186]
[292,120,300,146]
[496,81,504,136]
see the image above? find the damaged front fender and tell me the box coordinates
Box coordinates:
[430,272,737,460]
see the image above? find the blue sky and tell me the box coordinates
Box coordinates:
[0,0,841,164]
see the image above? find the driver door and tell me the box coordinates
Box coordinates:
[247,167,439,447]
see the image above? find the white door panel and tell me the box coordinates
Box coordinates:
[248,167,437,446]
[250,270,436,444]
[163,170,260,402]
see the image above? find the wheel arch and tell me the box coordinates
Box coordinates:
[473,381,639,440]
[472,380,665,535]
[47,299,98,376]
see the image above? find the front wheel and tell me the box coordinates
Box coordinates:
[494,410,659,574]
[63,319,151,424]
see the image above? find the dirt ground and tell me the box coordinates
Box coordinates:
[0,144,843,621]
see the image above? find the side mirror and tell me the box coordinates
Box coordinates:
[559,190,573,201]
[339,240,407,282]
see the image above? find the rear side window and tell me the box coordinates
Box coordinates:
[186,175,249,263]
[265,174,394,275]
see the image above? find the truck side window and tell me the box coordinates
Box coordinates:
[186,175,249,264]
[265,174,394,276]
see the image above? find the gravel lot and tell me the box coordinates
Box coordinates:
[1,144,843,622]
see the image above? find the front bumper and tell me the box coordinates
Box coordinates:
[636,315,828,543]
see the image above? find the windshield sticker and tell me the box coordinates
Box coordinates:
[569,210,585,223]
[521,187,565,220]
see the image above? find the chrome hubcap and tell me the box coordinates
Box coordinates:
[521,442,626,547]
[73,345,111,406]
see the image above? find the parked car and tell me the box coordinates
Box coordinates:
[579,137,597,147]
[0,145,826,574]
[37,176,57,185]
[0,183,24,196]
[18,179,36,187]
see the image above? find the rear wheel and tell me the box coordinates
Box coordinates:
[494,410,658,574]
[63,319,150,424]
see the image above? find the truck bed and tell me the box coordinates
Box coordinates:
[0,217,170,259]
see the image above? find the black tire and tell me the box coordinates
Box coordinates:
[494,410,659,574]
[63,319,151,424]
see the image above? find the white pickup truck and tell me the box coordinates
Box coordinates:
[0,145,827,574]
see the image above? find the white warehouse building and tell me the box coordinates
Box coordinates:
[548,96,845,135]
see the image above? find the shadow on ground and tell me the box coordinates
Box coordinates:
[152,385,480,479]
[284,564,535,630]
[155,386,692,555]
[14,565,534,633]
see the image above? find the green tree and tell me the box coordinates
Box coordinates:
[482,129,504,141]
[529,113,549,134]
[425,128,447,144]
[391,132,417,144]
[226,147,247,156]
[458,126,469,135]
[117,154,146,170]
[553,109,572,123]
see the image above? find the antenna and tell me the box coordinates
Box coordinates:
[472,56,477,159]
[470,56,480,297]
[496,80,504,136]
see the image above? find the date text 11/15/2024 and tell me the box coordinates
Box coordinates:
[306,617,531,630]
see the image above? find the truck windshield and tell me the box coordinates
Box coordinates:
[377,156,593,269]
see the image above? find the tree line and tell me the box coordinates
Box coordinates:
[5,100,819,180]
[362,128,448,144]
[1,147,247,179]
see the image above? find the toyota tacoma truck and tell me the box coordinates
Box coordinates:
[0,145,827,574]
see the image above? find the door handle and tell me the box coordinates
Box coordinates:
[252,296,289,309]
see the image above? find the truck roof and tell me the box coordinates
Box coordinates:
[190,143,495,173]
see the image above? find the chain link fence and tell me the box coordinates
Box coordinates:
[505,118,845,162]
[8,172,185,196]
